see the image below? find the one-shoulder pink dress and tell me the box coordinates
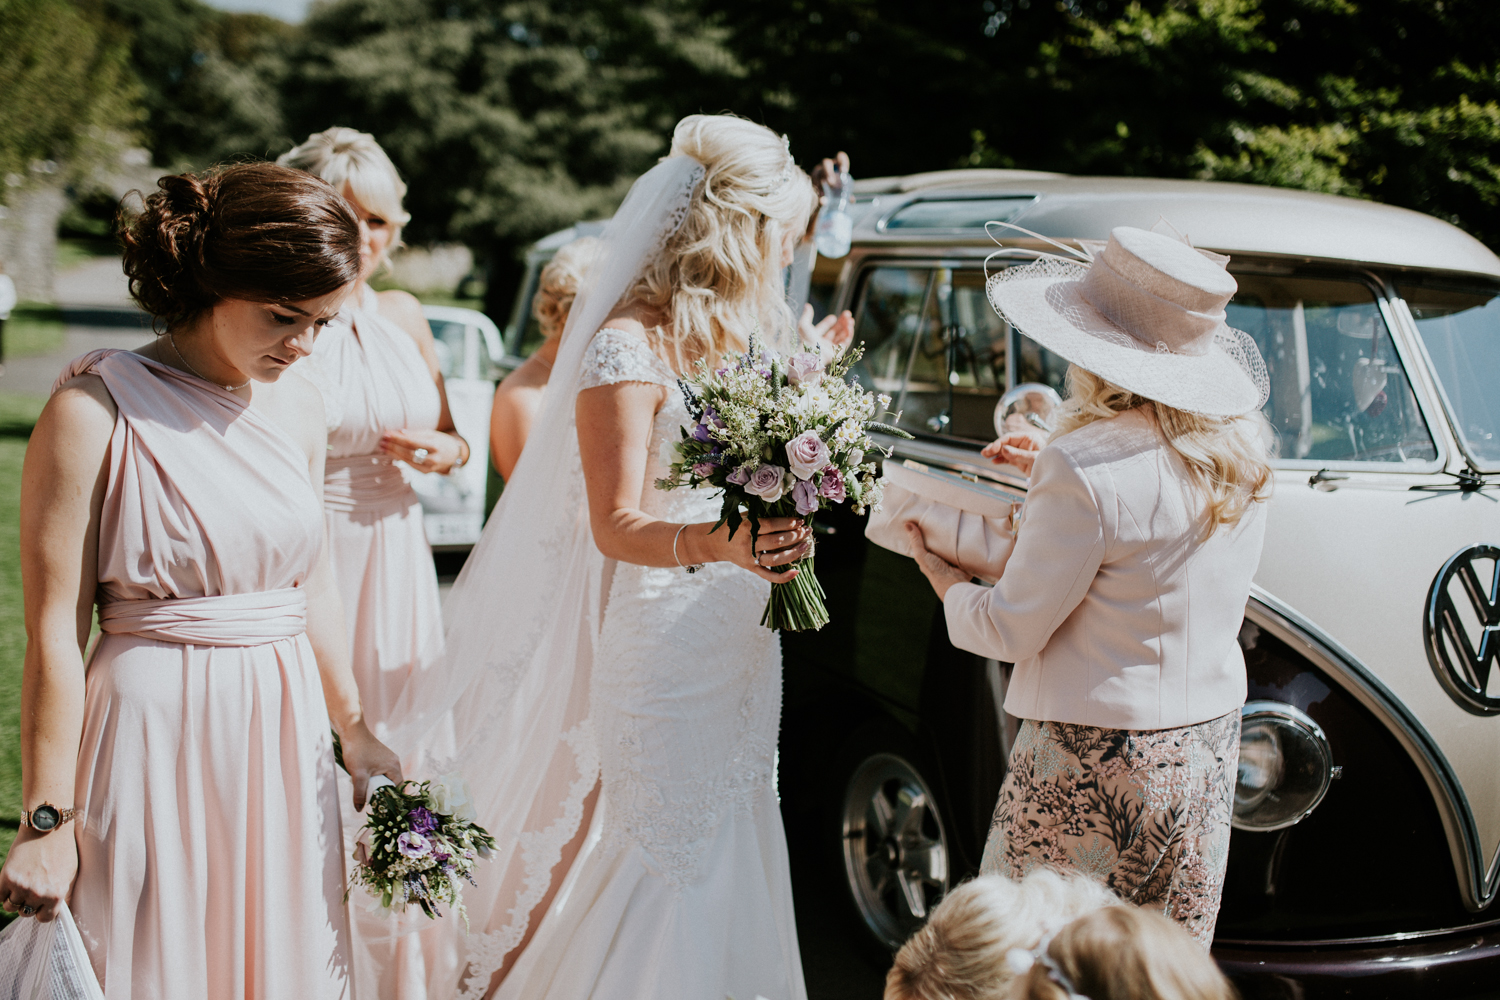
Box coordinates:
[304,285,443,734]
[58,350,350,1000]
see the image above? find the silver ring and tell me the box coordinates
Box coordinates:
[412,448,429,465]
[20,905,35,916]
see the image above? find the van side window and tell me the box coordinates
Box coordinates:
[1229,274,1436,464]
[848,266,1008,440]
[1399,279,1500,469]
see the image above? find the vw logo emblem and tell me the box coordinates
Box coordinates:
[1424,544,1500,716]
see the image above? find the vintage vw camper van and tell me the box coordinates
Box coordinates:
[509,170,1500,996]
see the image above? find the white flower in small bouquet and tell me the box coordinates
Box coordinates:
[656,335,910,631]
[347,773,496,926]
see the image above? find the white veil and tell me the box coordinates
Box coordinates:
[379,154,706,997]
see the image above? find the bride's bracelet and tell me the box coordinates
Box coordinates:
[672,523,705,575]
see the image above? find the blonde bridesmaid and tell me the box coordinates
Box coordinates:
[277,128,465,734]
[0,162,402,998]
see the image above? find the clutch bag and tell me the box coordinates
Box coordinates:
[865,460,1025,584]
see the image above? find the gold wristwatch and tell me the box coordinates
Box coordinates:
[22,803,75,833]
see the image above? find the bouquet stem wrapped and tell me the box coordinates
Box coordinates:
[657,337,909,632]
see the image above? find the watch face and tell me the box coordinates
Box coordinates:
[30,806,58,831]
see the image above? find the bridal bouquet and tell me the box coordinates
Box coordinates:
[348,774,496,925]
[656,338,907,631]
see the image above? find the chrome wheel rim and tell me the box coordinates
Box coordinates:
[841,752,950,950]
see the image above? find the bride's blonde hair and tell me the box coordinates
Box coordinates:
[627,114,817,373]
[1053,365,1274,536]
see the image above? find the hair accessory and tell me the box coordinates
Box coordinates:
[1003,943,1091,1000]
[980,218,1269,416]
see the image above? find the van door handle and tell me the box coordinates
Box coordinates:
[1308,469,1349,491]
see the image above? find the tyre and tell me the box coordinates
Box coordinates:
[839,750,951,952]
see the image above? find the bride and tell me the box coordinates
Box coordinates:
[386,114,818,999]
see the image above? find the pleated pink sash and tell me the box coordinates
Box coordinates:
[98,588,307,647]
[322,454,414,513]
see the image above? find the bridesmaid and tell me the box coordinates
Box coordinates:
[0,162,402,998]
[277,127,468,733]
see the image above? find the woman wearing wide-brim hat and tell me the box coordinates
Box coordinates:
[905,225,1274,947]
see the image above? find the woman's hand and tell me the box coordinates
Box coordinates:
[339,720,404,812]
[380,427,466,475]
[798,304,855,356]
[906,522,972,601]
[981,433,1042,477]
[707,516,813,584]
[0,828,78,922]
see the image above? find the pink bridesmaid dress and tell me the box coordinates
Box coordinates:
[304,284,443,734]
[303,287,449,998]
[57,349,350,1000]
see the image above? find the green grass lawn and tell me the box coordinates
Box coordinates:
[2,304,65,360]
[0,393,44,864]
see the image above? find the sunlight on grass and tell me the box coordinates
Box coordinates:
[2,304,65,359]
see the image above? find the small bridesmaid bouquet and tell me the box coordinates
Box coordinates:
[347,774,496,925]
[656,336,908,631]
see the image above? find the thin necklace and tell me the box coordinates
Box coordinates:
[168,333,250,391]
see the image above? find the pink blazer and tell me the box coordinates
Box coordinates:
[943,407,1267,731]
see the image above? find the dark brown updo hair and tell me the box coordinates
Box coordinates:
[120,162,362,331]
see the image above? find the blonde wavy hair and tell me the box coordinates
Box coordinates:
[534,236,601,342]
[1017,906,1238,1000]
[627,114,817,373]
[884,870,1120,1000]
[277,126,411,268]
[1053,365,1273,536]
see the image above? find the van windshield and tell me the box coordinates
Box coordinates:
[1399,279,1500,469]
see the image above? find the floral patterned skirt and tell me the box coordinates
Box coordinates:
[979,710,1241,947]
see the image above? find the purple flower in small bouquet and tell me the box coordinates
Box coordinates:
[347,773,497,925]
[655,337,909,631]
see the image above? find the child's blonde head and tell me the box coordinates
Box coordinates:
[1017,906,1238,1000]
[884,870,1119,1000]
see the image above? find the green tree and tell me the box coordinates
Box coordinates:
[282,0,745,316]
[0,0,144,298]
[106,0,295,167]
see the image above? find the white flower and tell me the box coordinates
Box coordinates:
[658,437,681,468]
[430,773,478,823]
[847,448,864,468]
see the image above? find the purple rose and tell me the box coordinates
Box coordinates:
[397,831,431,859]
[692,422,712,443]
[726,464,753,486]
[408,806,438,834]
[746,463,787,502]
[785,431,832,481]
[791,478,819,515]
[692,461,716,477]
[786,351,826,386]
[818,466,846,503]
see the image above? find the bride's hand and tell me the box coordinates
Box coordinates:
[339,720,403,811]
[714,517,812,583]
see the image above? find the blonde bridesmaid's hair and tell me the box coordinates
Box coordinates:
[884,871,1120,1000]
[626,114,818,373]
[278,126,411,267]
[1018,906,1238,1000]
[1053,365,1273,537]
[533,236,602,342]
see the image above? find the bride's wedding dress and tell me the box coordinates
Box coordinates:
[495,327,805,999]
[376,156,808,999]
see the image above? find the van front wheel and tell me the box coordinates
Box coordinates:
[840,751,951,952]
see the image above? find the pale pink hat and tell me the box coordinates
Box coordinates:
[985,225,1269,416]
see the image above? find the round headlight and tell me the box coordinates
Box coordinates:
[1231,701,1335,832]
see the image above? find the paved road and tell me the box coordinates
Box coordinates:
[0,257,153,397]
